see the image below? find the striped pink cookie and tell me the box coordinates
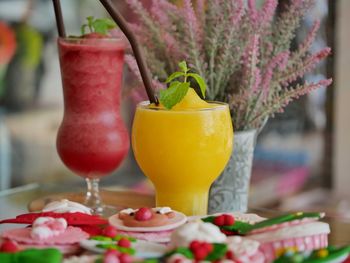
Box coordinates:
[247,221,330,262]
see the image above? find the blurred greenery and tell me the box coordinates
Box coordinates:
[16,23,43,68]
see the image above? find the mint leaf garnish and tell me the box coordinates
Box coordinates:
[164,247,194,259]
[178,61,189,73]
[160,61,207,109]
[166,72,185,83]
[206,243,228,261]
[187,73,206,97]
[81,16,116,35]
[160,82,190,109]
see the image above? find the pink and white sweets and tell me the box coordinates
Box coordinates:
[247,221,330,262]
[1,217,89,255]
[31,217,68,240]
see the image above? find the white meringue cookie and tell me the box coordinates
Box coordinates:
[170,220,227,248]
[42,199,92,214]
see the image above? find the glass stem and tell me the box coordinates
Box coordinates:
[85,178,103,215]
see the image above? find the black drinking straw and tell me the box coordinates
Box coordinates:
[99,0,158,105]
[52,0,66,37]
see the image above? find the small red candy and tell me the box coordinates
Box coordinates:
[223,214,235,226]
[189,240,213,261]
[189,240,201,251]
[0,240,19,253]
[226,250,235,260]
[117,238,131,248]
[193,247,208,261]
[203,242,213,253]
[213,215,225,226]
[134,207,153,221]
[102,225,118,238]
[118,253,132,263]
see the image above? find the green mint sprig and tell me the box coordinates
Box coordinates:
[81,16,116,35]
[159,61,207,109]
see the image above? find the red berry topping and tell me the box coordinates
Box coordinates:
[117,238,131,248]
[0,240,18,253]
[189,240,213,260]
[213,215,225,226]
[223,214,235,226]
[193,247,208,261]
[102,225,118,238]
[134,207,153,221]
[189,240,201,251]
[118,253,132,263]
[173,259,183,263]
[203,242,213,253]
[226,250,235,260]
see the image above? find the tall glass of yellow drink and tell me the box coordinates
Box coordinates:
[132,89,233,215]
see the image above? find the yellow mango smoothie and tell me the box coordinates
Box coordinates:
[132,89,233,215]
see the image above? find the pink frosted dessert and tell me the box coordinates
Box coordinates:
[1,217,89,255]
[245,212,330,262]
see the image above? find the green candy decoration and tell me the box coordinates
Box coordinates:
[202,212,324,235]
[0,248,62,263]
[242,212,324,234]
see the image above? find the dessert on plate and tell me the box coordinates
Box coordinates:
[108,207,187,243]
[166,220,265,263]
[81,224,167,259]
[0,199,107,236]
[1,216,89,254]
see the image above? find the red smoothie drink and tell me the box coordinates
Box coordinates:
[57,37,129,178]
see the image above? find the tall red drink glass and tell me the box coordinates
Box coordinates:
[57,37,129,215]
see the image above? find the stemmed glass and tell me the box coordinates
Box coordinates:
[56,37,129,215]
[132,102,233,216]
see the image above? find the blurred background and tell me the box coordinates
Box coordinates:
[0,0,349,217]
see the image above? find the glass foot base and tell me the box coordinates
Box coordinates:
[88,204,123,217]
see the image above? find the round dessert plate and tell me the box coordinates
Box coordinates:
[80,239,167,258]
[109,211,187,232]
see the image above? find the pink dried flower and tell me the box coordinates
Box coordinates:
[252,68,262,93]
[242,34,260,85]
[261,51,289,97]
[248,0,259,29]
[125,55,142,83]
[282,47,331,85]
[258,0,278,29]
[183,0,202,45]
[298,20,321,55]
[150,0,171,27]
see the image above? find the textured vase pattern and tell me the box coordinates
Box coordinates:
[208,129,257,213]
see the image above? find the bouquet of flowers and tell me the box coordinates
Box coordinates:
[125,0,331,131]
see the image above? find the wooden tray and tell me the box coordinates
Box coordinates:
[28,190,155,212]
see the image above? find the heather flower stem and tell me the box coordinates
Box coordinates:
[243,89,263,130]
